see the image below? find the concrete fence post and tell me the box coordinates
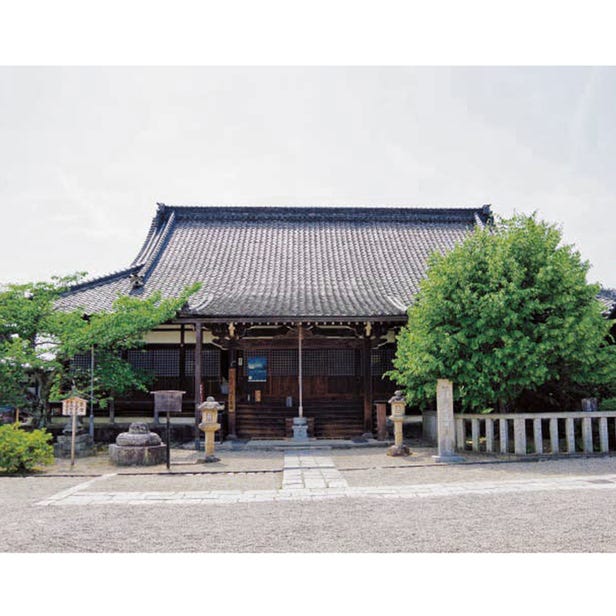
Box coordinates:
[433,379,464,463]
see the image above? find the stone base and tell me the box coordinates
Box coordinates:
[292,417,309,441]
[421,411,437,444]
[387,444,411,457]
[203,455,220,463]
[54,435,95,458]
[432,453,465,464]
[109,443,167,466]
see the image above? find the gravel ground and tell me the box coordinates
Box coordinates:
[342,455,616,486]
[4,453,616,552]
[2,475,616,552]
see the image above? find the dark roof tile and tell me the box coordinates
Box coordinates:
[57,204,492,320]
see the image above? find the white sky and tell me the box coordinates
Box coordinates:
[0,66,614,287]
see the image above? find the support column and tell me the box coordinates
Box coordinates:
[179,324,186,394]
[362,333,373,437]
[227,345,237,440]
[194,321,203,450]
[433,379,464,463]
[375,402,387,441]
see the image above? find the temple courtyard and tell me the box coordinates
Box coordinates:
[3,446,616,551]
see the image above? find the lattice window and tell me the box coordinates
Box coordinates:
[371,347,395,376]
[71,352,91,371]
[303,349,357,376]
[267,349,298,376]
[185,347,221,377]
[126,348,180,377]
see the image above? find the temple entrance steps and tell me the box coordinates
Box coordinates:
[236,401,364,440]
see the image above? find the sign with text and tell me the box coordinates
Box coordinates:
[61,396,87,416]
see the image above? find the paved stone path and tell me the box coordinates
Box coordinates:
[36,466,616,506]
[281,450,349,489]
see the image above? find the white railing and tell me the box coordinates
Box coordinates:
[454,411,616,455]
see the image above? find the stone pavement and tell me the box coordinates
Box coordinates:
[36,448,616,506]
[281,450,349,489]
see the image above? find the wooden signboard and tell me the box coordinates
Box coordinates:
[61,396,87,468]
[62,396,87,416]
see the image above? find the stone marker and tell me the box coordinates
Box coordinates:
[109,422,166,466]
[433,379,464,463]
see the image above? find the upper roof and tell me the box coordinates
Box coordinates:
[57,203,493,321]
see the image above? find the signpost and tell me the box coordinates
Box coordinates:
[61,396,87,468]
[151,390,185,470]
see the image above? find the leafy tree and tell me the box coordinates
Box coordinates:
[388,214,616,412]
[0,275,200,425]
[0,275,83,423]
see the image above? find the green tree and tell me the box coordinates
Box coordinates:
[0,275,200,425]
[388,214,616,412]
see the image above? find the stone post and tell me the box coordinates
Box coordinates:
[433,379,464,463]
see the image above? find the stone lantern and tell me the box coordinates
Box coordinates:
[387,390,410,457]
[198,396,223,463]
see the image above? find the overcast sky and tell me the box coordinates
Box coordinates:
[0,66,614,287]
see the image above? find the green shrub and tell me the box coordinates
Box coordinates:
[0,423,54,473]
[600,397,616,411]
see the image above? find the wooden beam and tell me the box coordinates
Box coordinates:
[239,337,362,349]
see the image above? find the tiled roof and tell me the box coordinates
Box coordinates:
[598,288,616,318]
[57,203,493,321]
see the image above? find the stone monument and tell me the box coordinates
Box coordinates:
[54,418,95,458]
[109,422,166,466]
[432,379,464,463]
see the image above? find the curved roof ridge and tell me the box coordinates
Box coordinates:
[140,209,177,282]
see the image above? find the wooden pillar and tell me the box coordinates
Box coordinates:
[227,345,237,439]
[362,334,373,436]
[179,324,186,396]
[376,402,387,441]
[194,321,203,450]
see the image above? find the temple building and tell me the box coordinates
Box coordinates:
[57,203,493,440]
